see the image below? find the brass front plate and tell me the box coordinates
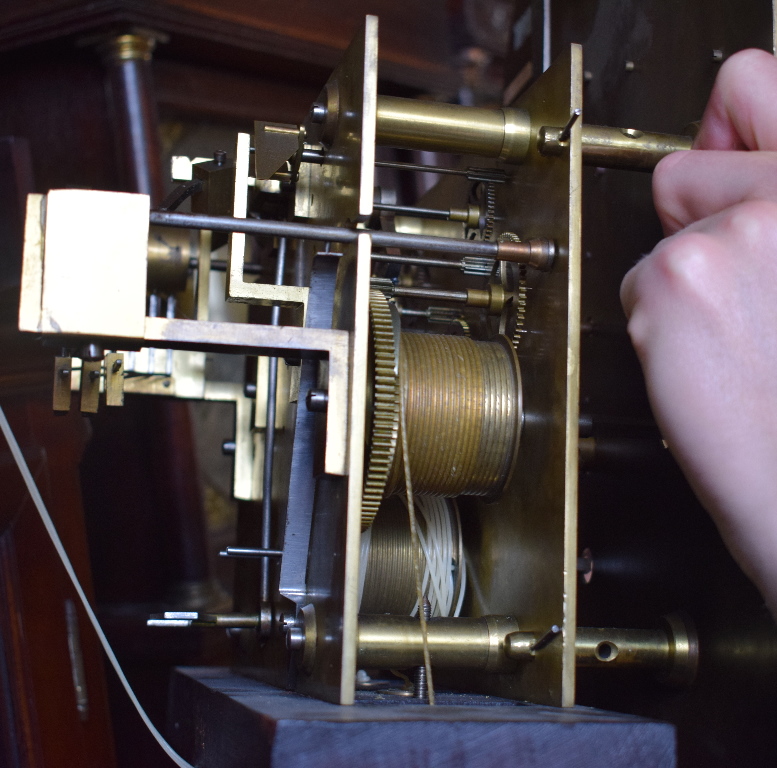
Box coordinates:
[295,17,377,226]
[291,17,378,704]
[457,45,582,707]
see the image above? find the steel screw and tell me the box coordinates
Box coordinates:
[414,597,432,700]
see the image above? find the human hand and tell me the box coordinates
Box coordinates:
[620,49,777,615]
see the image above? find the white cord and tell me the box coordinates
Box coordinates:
[358,496,466,618]
[358,522,372,607]
[412,497,463,618]
[0,405,195,768]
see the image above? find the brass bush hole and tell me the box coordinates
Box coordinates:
[621,128,644,139]
[595,641,619,662]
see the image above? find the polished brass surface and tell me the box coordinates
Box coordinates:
[393,214,465,242]
[385,333,522,499]
[539,124,693,171]
[575,628,670,668]
[357,615,522,672]
[376,96,532,164]
[254,121,303,181]
[576,615,698,685]
[376,95,692,173]
[362,290,400,529]
[355,617,695,683]
[147,226,194,294]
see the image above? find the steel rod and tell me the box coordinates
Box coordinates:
[371,253,460,270]
[261,237,286,602]
[375,159,472,176]
[392,286,468,303]
[189,257,262,275]
[374,203,451,220]
[150,210,502,257]
[220,547,283,559]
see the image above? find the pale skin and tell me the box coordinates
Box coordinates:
[621,49,777,617]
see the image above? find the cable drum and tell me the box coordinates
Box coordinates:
[358,496,466,618]
[385,331,522,498]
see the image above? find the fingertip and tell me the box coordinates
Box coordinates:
[619,260,641,319]
[652,151,692,235]
[698,48,777,151]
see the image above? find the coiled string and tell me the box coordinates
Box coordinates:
[358,496,466,619]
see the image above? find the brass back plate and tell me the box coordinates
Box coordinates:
[456,44,582,707]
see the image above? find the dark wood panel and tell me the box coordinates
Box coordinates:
[544,2,777,767]
[0,0,455,93]
[169,668,677,768]
[154,60,319,125]
[0,398,117,768]
[0,57,120,194]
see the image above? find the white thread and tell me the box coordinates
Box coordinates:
[358,496,466,618]
[358,522,373,607]
[0,405,195,768]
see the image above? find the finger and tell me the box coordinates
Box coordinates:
[695,49,777,151]
[621,198,777,320]
[653,149,777,234]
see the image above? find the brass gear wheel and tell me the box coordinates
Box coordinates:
[498,232,528,349]
[362,289,400,530]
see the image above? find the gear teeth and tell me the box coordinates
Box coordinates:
[498,234,529,350]
[361,290,400,530]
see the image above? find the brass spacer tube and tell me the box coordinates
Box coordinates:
[575,627,670,668]
[539,124,693,171]
[376,96,532,164]
[357,614,522,672]
[497,238,555,271]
